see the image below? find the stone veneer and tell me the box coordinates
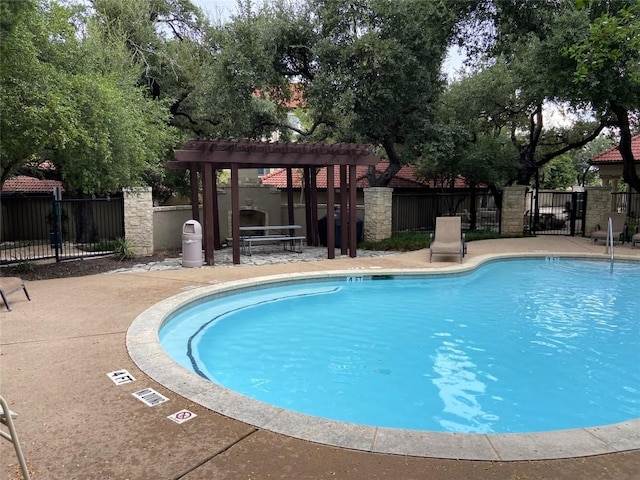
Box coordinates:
[500,186,528,235]
[364,187,393,242]
[124,187,153,256]
[584,187,613,236]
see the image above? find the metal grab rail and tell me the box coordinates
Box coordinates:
[606,216,614,272]
[0,395,31,480]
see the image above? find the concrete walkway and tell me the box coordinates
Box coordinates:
[1,237,639,479]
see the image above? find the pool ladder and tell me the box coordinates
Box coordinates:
[605,216,614,272]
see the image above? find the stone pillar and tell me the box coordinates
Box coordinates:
[584,187,612,236]
[123,187,153,256]
[500,186,528,235]
[364,187,393,242]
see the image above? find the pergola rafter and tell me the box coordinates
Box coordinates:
[168,140,381,265]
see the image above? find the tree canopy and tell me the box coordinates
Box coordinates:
[2,0,638,198]
[449,0,639,192]
[0,0,178,194]
[238,0,477,186]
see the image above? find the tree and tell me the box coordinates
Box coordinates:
[246,0,477,186]
[538,155,577,190]
[420,62,522,206]
[0,0,177,195]
[571,135,617,187]
[450,1,615,189]
[0,0,61,185]
[566,0,640,193]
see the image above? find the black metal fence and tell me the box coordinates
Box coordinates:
[612,191,640,239]
[392,191,500,233]
[526,190,587,236]
[1,194,124,265]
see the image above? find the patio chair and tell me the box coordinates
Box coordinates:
[590,212,627,244]
[0,395,31,480]
[0,277,31,311]
[632,226,639,248]
[429,216,466,263]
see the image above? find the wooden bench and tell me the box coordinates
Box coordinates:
[240,235,306,255]
[239,225,305,256]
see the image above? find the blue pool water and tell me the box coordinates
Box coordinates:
[160,259,640,434]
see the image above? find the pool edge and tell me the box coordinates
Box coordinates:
[126,253,640,461]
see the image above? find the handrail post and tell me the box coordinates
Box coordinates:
[606,216,614,272]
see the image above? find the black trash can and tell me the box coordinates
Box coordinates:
[318,212,363,247]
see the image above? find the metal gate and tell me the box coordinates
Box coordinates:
[392,191,500,233]
[526,190,587,236]
[1,193,124,265]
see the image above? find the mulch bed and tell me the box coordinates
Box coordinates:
[1,254,170,281]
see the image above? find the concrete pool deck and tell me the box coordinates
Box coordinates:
[1,236,639,479]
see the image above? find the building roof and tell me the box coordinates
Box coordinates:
[255,83,304,109]
[590,135,640,164]
[260,162,471,189]
[1,176,63,194]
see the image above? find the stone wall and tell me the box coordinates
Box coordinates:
[500,186,528,235]
[364,187,393,242]
[124,187,153,256]
[584,187,612,236]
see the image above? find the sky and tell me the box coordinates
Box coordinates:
[192,0,238,21]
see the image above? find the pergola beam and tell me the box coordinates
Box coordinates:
[169,140,381,265]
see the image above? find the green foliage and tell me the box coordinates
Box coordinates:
[85,237,134,260]
[360,231,522,252]
[0,0,178,193]
[564,0,640,193]
[422,62,524,190]
[445,2,619,187]
[14,259,36,274]
[538,155,577,190]
[243,0,475,185]
[360,232,431,252]
[567,1,640,101]
[112,237,135,261]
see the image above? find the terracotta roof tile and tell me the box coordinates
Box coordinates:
[260,162,470,189]
[590,135,640,164]
[1,176,63,193]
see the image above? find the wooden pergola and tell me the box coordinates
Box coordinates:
[168,140,381,265]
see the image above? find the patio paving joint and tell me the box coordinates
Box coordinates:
[485,435,504,461]
[169,427,260,480]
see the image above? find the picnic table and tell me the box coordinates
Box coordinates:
[239,225,305,256]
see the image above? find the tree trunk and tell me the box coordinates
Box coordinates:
[367,162,401,187]
[515,146,537,186]
[611,102,640,194]
[367,138,403,187]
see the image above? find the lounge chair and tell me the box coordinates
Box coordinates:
[1,395,31,480]
[590,212,627,244]
[632,226,640,248]
[0,277,31,311]
[429,216,466,263]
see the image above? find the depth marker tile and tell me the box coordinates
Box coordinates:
[107,369,136,385]
[132,388,169,406]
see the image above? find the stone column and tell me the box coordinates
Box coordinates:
[500,186,528,235]
[584,187,612,236]
[364,187,393,242]
[123,187,153,256]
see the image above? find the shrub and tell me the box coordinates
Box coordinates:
[112,237,135,261]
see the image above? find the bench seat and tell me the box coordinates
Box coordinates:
[240,235,306,256]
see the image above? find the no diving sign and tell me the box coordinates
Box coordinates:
[168,409,197,424]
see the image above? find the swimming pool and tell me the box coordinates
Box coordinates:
[128,254,640,460]
[159,258,639,435]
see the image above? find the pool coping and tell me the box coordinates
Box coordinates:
[126,252,640,461]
